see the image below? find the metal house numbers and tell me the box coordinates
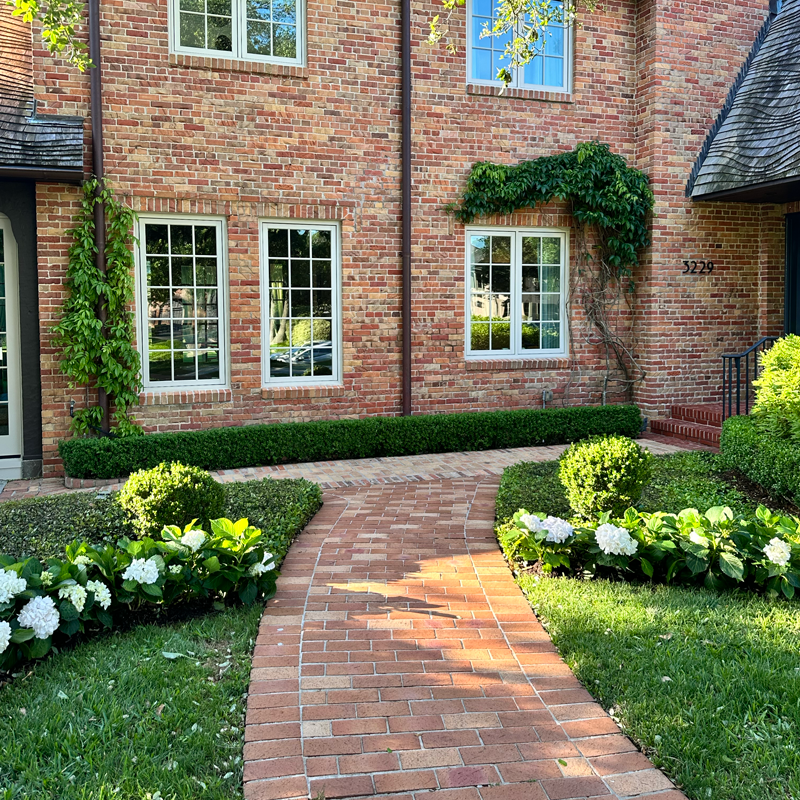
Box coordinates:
[682,259,714,275]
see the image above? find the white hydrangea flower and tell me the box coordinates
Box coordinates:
[689,530,707,546]
[249,552,275,577]
[0,620,11,653]
[169,565,183,575]
[541,516,574,544]
[595,523,638,556]
[87,580,112,610]
[17,595,60,639]
[73,556,92,566]
[181,530,207,553]
[40,571,53,587]
[0,568,27,604]
[122,558,160,585]
[58,584,88,614]
[763,537,791,567]
[518,513,544,532]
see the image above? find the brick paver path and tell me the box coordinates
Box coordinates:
[244,478,686,800]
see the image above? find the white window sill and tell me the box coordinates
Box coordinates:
[465,357,571,371]
[466,83,573,103]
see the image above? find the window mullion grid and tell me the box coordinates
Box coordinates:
[512,231,521,357]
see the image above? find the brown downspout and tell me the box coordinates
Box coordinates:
[88,0,110,432]
[401,0,412,415]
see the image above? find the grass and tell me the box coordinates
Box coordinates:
[0,476,322,800]
[519,577,800,800]
[495,450,753,526]
[0,604,262,800]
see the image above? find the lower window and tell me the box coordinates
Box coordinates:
[260,221,340,384]
[137,217,227,389]
[466,228,568,357]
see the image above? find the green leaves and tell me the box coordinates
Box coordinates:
[52,180,141,437]
[718,552,744,582]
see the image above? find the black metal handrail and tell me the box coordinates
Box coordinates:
[721,337,779,420]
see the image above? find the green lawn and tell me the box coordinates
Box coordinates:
[0,476,322,800]
[520,577,800,800]
[498,450,800,800]
[0,604,261,800]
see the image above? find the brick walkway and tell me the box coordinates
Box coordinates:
[244,479,685,800]
[0,436,689,502]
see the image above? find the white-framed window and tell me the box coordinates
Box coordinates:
[260,220,341,385]
[170,0,304,64]
[468,0,571,92]
[466,228,568,357]
[136,217,228,389]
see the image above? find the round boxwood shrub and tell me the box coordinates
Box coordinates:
[118,462,225,538]
[559,435,652,519]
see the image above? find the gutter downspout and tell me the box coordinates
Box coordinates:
[88,0,110,432]
[401,0,412,416]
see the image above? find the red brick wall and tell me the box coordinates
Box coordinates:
[30,0,783,474]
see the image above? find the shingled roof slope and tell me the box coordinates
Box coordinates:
[688,0,800,201]
[0,6,84,176]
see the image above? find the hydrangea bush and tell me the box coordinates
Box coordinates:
[0,518,276,670]
[501,505,800,599]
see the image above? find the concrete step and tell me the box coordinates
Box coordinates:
[669,403,724,428]
[650,418,721,446]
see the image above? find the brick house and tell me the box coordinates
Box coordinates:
[0,0,796,479]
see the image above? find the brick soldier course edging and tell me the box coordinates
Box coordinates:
[243,478,687,800]
[0,437,691,502]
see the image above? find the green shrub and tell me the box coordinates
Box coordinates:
[58,405,643,479]
[752,334,800,444]
[720,414,800,507]
[117,463,226,538]
[559,435,653,519]
[495,461,572,524]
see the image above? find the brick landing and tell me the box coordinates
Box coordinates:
[244,479,685,800]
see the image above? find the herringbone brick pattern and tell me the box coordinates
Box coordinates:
[244,479,685,800]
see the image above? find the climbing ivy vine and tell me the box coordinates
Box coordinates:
[53,180,142,436]
[452,141,655,402]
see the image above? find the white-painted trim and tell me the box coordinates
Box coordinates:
[464,226,570,359]
[135,214,230,391]
[169,0,305,66]
[0,458,22,481]
[259,219,342,386]
[466,0,572,94]
[0,215,22,463]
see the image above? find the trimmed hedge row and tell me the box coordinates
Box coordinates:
[720,415,800,507]
[59,405,643,479]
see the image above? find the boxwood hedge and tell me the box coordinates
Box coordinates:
[720,414,800,507]
[58,405,643,479]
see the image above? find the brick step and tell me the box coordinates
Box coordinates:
[669,403,724,428]
[650,418,721,446]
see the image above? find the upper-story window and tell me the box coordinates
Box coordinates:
[468,0,571,92]
[171,0,303,64]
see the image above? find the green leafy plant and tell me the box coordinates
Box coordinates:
[0,516,280,671]
[58,404,643,479]
[118,462,226,539]
[752,334,800,445]
[500,504,800,599]
[559,434,653,519]
[452,142,654,402]
[52,179,141,435]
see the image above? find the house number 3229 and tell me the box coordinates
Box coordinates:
[682,260,714,274]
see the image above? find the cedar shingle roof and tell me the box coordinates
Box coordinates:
[0,6,84,178]
[687,0,800,202]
